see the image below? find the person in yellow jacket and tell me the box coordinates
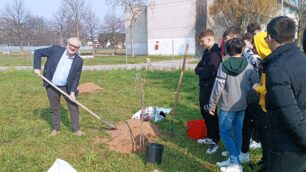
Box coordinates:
[252,31,271,171]
[252,32,272,112]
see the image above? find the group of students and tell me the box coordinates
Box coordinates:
[195,16,306,172]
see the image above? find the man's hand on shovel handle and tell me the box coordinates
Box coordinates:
[69,92,76,102]
[34,69,41,77]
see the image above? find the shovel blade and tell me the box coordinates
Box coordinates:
[100,118,117,130]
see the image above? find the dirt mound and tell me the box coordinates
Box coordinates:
[93,119,160,153]
[78,82,102,94]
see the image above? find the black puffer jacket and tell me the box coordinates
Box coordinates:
[262,43,306,152]
[195,44,222,87]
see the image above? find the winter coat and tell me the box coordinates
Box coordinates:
[262,42,306,151]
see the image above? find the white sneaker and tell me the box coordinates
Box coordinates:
[197,138,213,144]
[221,151,229,157]
[216,158,231,167]
[220,164,243,172]
[239,152,250,163]
[206,144,219,154]
[249,140,261,149]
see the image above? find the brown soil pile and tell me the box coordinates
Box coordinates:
[78,82,103,94]
[93,119,160,153]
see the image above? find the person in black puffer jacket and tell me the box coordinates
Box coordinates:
[262,16,306,172]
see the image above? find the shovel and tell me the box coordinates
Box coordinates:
[40,75,117,130]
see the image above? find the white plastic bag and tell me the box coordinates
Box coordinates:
[48,159,77,172]
[132,106,171,122]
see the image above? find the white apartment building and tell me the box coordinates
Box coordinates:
[125,0,296,56]
[125,0,213,56]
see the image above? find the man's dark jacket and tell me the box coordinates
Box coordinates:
[262,43,306,152]
[33,45,83,94]
[195,44,222,87]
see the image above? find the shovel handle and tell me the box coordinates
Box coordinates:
[39,75,117,129]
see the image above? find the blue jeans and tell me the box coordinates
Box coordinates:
[219,110,245,164]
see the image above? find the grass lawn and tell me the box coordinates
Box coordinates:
[0,54,191,66]
[0,69,261,171]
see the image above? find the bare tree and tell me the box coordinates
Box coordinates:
[209,0,279,29]
[107,0,146,57]
[61,0,88,38]
[25,16,55,46]
[101,12,124,53]
[286,0,306,45]
[1,0,31,55]
[51,5,70,46]
[50,0,89,44]
[0,16,12,45]
[83,10,100,42]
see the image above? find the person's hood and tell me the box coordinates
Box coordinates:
[254,32,272,59]
[222,56,248,76]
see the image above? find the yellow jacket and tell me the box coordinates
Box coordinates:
[253,32,271,112]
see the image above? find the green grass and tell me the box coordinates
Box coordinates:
[0,54,190,66]
[0,70,261,171]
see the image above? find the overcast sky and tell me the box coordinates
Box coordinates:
[0,0,123,21]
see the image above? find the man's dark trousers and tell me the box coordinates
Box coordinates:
[47,86,80,132]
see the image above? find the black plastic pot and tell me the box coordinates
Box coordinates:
[146,143,164,164]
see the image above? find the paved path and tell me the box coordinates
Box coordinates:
[0,59,198,71]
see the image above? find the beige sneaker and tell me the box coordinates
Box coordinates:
[73,130,85,136]
[49,130,60,136]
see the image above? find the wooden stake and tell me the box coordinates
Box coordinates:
[170,43,189,136]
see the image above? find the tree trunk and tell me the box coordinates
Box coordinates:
[19,44,24,57]
[18,29,24,57]
[130,24,135,57]
[61,31,66,46]
[76,23,80,38]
